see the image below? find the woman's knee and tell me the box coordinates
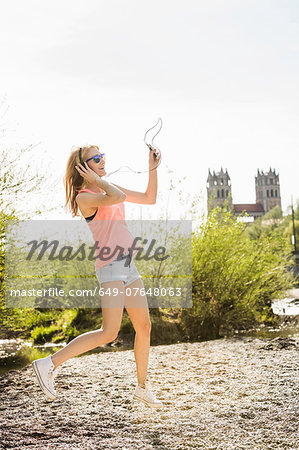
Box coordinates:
[135,320,151,335]
[100,328,119,343]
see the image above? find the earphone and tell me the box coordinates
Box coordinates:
[79,147,83,165]
[144,117,162,161]
[105,118,163,177]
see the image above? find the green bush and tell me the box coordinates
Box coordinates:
[180,205,296,340]
[31,324,60,344]
[120,314,135,335]
[0,210,19,334]
[61,324,80,342]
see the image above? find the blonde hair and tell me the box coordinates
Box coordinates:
[63,145,100,217]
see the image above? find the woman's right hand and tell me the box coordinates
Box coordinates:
[75,162,100,185]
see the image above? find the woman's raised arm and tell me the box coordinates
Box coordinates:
[111,148,160,204]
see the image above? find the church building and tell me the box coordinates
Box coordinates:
[206,167,281,220]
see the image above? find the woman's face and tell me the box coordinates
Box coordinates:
[85,147,106,177]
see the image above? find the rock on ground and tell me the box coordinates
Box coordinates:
[0,336,298,449]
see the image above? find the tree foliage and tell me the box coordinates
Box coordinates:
[0,103,60,334]
[180,204,296,340]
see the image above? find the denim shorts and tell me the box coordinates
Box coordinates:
[95,252,141,287]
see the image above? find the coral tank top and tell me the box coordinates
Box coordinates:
[78,188,135,270]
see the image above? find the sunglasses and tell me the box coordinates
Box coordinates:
[85,153,105,164]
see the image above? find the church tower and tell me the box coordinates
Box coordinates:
[255,168,281,213]
[206,167,232,212]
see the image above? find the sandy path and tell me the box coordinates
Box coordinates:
[0,336,298,449]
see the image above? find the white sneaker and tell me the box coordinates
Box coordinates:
[133,380,163,408]
[32,355,57,400]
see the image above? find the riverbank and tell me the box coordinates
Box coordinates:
[0,335,298,449]
[1,313,298,376]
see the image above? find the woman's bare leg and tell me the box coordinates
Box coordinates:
[124,278,151,387]
[51,281,125,370]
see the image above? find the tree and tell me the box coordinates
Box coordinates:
[0,100,60,335]
[180,205,296,341]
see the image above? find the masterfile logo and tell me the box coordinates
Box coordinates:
[5,219,192,309]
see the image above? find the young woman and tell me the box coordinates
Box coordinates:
[32,144,163,408]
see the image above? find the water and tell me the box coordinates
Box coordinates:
[233,326,299,340]
[1,291,298,375]
[0,338,131,376]
[271,290,299,316]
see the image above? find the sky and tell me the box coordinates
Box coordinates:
[0,0,299,221]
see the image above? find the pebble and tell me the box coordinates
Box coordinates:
[0,336,298,449]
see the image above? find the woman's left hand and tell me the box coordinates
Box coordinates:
[148,147,161,170]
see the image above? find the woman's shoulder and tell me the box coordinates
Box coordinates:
[76,189,91,205]
[75,189,99,217]
[76,188,93,195]
[77,187,100,194]
[76,187,105,200]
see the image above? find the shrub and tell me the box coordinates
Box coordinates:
[180,205,296,340]
[30,324,60,344]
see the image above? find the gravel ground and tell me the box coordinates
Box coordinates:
[0,336,298,449]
